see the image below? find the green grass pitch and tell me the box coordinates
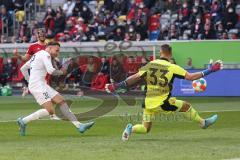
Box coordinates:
[0,96,240,160]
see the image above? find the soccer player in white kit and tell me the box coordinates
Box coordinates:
[17,41,95,136]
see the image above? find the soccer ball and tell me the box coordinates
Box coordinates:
[192,78,207,92]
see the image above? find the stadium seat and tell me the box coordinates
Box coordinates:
[0,57,3,74]
[11,57,18,76]
[91,74,109,91]
[11,57,18,64]
[126,63,141,75]
[12,62,24,82]
[124,57,141,75]
[108,57,113,64]
[78,56,88,66]
[15,10,25,23]
[80,64,87,73]
[136,56,143,63]
[93,57,102,71]
[0,57,3,63]
[55,32,66,42]
[171,14,178,23]
[11,67,24,82]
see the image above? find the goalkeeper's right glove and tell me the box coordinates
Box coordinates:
[105,81,127,94]
[202,59,223,76]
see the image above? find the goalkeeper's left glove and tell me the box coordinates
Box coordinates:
[202,59,223,76]
[105,81,127,94]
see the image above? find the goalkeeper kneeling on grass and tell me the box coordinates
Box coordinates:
[105,44,223,141]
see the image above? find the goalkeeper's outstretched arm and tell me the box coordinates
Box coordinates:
[185,59,223,81]
[125,73,142,86]
[105,73,142,93]
[185,72,204,81]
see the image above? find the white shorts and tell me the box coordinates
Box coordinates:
[29,85,59,105]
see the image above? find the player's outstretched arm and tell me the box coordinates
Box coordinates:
[20,54,31,62]
[185,72,203,81]
[13,48,30,62]
[105,73,142,93]
[185,59,223,81]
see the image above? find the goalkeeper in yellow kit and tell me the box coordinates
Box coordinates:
[105,44,223,141]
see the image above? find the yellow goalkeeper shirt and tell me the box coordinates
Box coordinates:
[138,58,187,110]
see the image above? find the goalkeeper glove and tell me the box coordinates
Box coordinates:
[202,59,223,76]
[105,81,127,94]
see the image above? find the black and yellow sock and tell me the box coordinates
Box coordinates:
[183,107,204,124]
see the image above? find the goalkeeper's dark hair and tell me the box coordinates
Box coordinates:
[47,41,61,47]
[161,44,172,55]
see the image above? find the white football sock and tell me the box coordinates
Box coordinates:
[22,109,50,124]
[59,103,81,128]
[71,121,81,128]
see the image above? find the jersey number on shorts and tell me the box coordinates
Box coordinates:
[43,92,50,100]
[149,68,168,87]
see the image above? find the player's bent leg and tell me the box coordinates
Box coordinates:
[163,98,204,126]
[45,86,62,120]
[131,110,153,134]
[122,122,152,141]
[179,101,191,112]
[52,94,79,128]
[178,100,218,128]
[42,101,55,115]
[144,121,152,133]
[122,110,153,141]
[52,94,95,133]
[51,93,65,104]
[132,122,152,134]
[178,100,205,126]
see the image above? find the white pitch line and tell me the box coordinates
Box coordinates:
[0,118,53,123]
[200,109,240,113]
[0,114,127,123]
[0,109,240,123]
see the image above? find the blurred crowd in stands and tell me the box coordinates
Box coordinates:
[1,0,240,91]
[0,0,240,43]
[54,54,150,91]
[0,54,151,91]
